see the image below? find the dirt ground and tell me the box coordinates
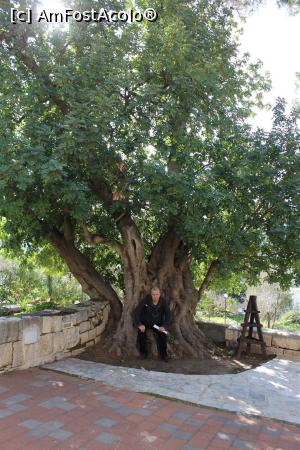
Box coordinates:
[78,343,275,375]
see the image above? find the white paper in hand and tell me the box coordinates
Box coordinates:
[153,324,168,334]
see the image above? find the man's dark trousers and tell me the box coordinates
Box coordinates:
[138,324,167,359]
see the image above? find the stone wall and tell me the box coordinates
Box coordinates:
[0,301,110,372]
[198,320,300,359]
[197,321,227,343]
[225,324,300,359]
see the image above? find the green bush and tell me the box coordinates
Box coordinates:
[0,256,87,314]
[273,310,300,332]
[277,310,300,324]
[196,295,223,319]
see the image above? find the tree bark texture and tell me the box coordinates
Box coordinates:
[48,229,122,326]
[49,227,213,359]
[111,228,212,358]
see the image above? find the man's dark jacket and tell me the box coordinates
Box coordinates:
[133,295,171,329]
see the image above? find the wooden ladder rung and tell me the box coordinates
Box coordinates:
[236,296,266,358]
[240,337,264,344]
[240,323,262,328]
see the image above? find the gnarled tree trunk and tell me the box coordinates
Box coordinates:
[109,216,150,355]
[147,230,212,359]
[48,224,215,359]
[111,228,213,358]
[48,229,122,327]
[86,177,214,358]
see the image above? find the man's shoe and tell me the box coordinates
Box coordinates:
[140,353,147,360]
[161,355,169,362]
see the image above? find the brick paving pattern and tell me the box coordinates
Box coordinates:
[0,367,299,449]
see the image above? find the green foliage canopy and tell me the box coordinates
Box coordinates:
[0,0,299,294]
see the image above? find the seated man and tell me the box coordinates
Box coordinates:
[133,287,171,362]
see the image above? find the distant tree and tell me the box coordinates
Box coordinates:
[246,279,293,328]
[0,252,85,307]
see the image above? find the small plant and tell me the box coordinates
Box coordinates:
[278,310,300,324]
[196,295,219,321]
[273,310,300,332]
[28,301,60,313]
[0,255,87,316]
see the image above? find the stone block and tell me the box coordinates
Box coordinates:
[197,321,227,343]
[0,317,22,344]
[266,346,283,356]
[249,330,272,346]
[53,332,66,353]
[261,330,273,347]
[79,321,91,333]
[86,340,95,347]
[0,342,13,368]
[87,302,105,317]
[96,313,103,324]
[272,332,300,351]
[87,309,96,319]
[42,316,62,334]
[38,334,53,355]
[282,349,300,360]
[23,334,53,367]
[96,304,110,335]
[71,348,86,356]
[23,323,41,345]
[226,340,237,348]
[62,313,77,328]
[88,328,97,342]
[80,331,90,344]
[247,343,264,354]
[75,309,88,324]
[22,316,43,329]
[91,316,99,327]
[92,301,104,311]
[225,327,240,342]
[283,335,300,351]
[95,336,101,344]
[12,341,24,367]
[96,320,107,336]
[55,351,71,361]
[22,344,41,368]
[102,304,110,324]
[63,327,80,349]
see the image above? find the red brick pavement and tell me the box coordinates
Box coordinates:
[0,367,299,450]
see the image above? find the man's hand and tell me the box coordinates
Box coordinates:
[159,326,166,333]
[138,325,146,332]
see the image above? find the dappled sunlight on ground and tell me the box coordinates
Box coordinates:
[45,357,300,426]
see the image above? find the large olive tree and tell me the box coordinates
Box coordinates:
[0,0,299,357]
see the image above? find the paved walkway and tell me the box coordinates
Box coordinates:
[45,357,300,426]
[0,366,300,450]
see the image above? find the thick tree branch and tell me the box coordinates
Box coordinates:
[81,224,123,256]
[198,260,221,299]
[0,29,69,115]
[90,178,134,227]
[90,178,113,204]
[240,204,275,232]
[48,227,122,322]
[17,51,70,115]
[148,229,181,272]
[63,215,74,243]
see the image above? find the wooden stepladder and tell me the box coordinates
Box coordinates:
[236,295,266,358]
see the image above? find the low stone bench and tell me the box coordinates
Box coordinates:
[0,301,110,372]
[197,320,300,360]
